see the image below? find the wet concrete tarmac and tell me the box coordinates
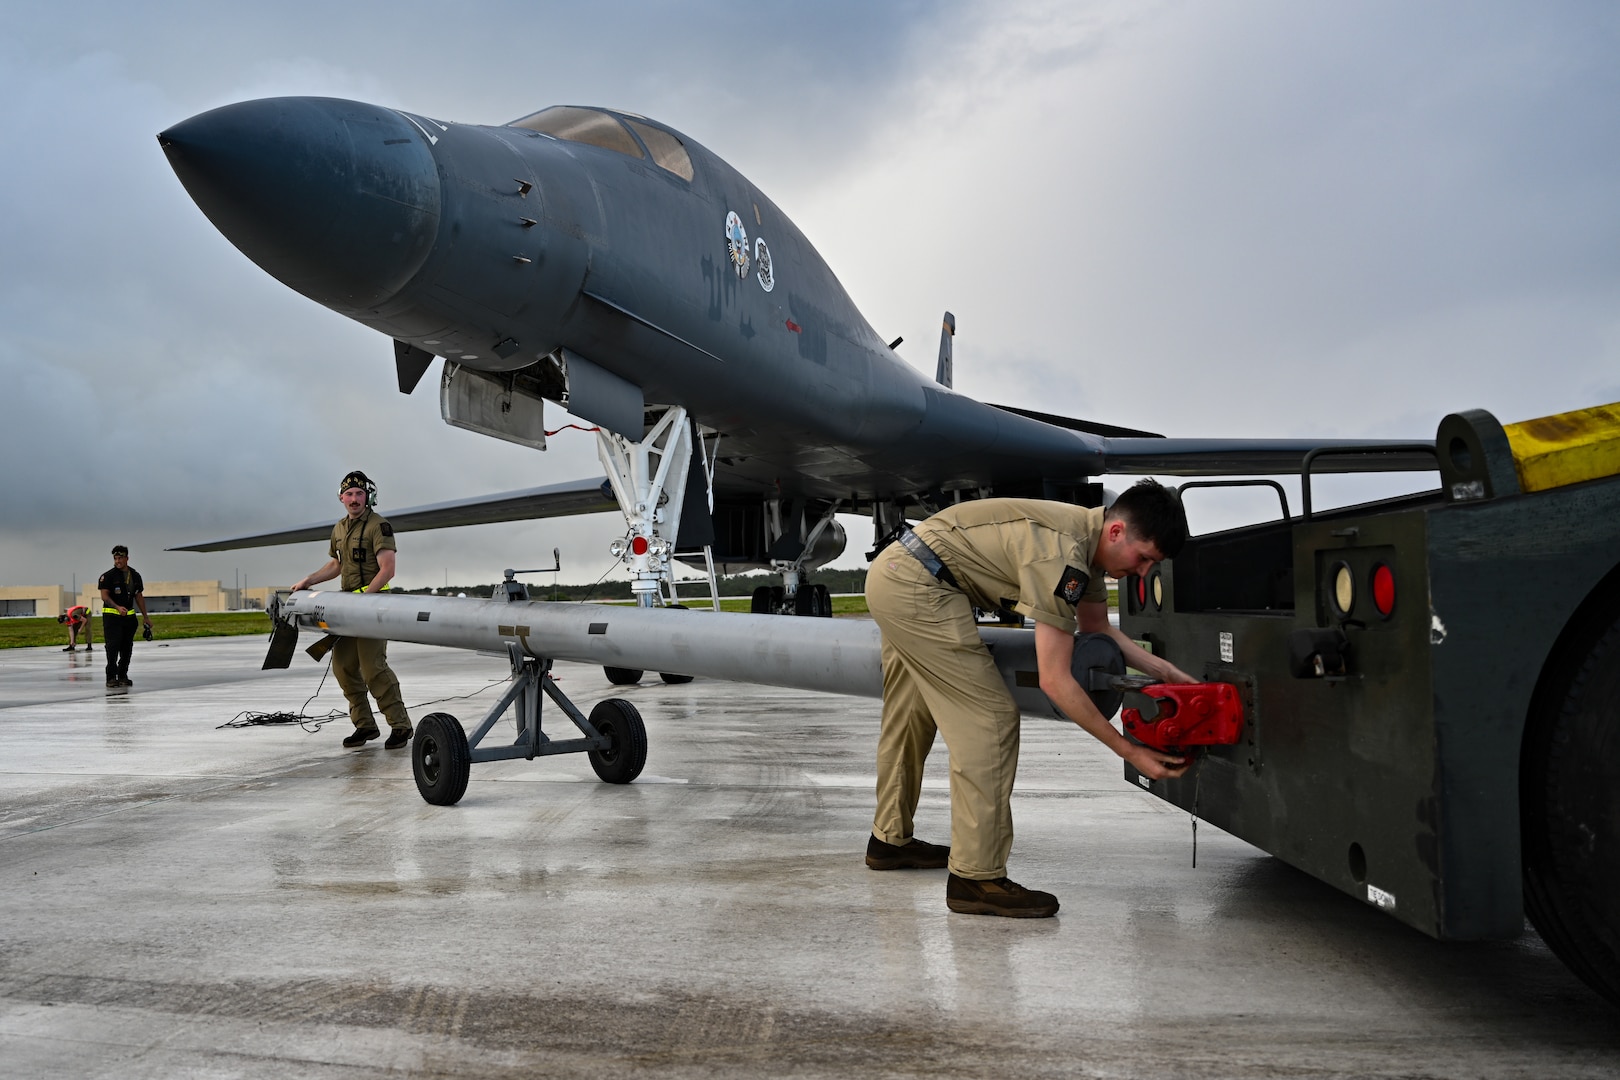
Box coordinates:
[2,635,1616,1078]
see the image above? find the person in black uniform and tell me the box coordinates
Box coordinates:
[98,545,150,688]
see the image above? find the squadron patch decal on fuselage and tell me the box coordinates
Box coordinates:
[755,237,774,292]
[725,211,750,278]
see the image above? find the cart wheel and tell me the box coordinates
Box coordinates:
[413,712,470,806]
[603,666,643,685]
[588,698,647,784]
[1522,609,1620,1005]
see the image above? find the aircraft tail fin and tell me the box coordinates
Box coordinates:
[936,312,954,388]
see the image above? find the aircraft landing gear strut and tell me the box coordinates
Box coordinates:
[598,406,694,609]
[750,499,841,617]
[411,642,647,805]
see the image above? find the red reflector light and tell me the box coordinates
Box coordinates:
[1371,563,1395,617]
[631,536,650,556]
[1134,576,1147,609]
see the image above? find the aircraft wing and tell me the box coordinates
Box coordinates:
[169,477,616,552]
[1092,437,1437,476]
[988,403,1437,475]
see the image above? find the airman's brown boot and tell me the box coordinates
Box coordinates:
[866,834,950,870]
[946,873,1060,918]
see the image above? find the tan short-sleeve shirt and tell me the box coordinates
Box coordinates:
[329,511,397,591]
[913,498,1107,633]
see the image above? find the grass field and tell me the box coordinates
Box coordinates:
[0,612,273,650]
[670,596,871,615]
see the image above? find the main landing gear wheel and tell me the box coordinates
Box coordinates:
[750,585,772,613]
[794,583,832,617]
[603,666,643,685]
[413,712,471,806]
[588,698,648,784]
[1522,609,1620,1006]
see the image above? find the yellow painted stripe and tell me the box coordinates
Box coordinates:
[1503,401,1620,492]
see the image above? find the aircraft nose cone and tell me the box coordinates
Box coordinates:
[159,97,440,313]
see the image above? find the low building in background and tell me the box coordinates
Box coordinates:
[0,585,67,618]
[0,582,287,616]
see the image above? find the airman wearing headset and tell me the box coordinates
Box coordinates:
[290,470,413,749]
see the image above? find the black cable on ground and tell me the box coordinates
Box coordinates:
[218,656,346,731]
[218,657,514,732]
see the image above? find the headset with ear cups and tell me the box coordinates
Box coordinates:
[338,470,377,508]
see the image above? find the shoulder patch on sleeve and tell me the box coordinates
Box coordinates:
[379,521,394,537]
[1055,565,1091,605]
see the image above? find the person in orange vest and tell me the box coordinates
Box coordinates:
[58,604,92,652]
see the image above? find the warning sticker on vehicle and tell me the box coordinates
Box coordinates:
[1219,631,1234,663]
[1367,883,1397,910]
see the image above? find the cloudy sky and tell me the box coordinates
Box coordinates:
[3,1,1617,593]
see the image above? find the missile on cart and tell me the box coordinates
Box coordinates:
[266,590,1071,719]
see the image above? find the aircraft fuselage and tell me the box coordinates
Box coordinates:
[159,97,1096,504]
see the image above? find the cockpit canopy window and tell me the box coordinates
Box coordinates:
[509,106,694,182]
[623,118,695,181]
[510,106,644,158]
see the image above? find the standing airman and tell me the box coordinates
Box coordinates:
[290,470,413,749]
[98,545,150,687]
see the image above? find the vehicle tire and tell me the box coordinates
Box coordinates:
[1522,610,1620,1006]
[588,698,647,784]
[813,583,833,618]
[794,585,818,617]
[413,712,470,806]
[750,585,772,614]
[603,666,643,685]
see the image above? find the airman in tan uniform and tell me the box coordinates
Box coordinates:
[291,470,412,749]
[864,481,1195,917]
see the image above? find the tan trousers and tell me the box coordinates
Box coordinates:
[866,548,1021,880]
[331,636,410,732]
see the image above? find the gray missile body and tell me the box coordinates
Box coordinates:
[278,591,1065,720]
